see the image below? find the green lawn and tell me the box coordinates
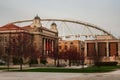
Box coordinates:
[0,67,16,70]
[0,67,8,70]
[11,66,120,73]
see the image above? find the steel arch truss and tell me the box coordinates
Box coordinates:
[12,18,116,39]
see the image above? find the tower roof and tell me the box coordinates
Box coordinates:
[51,22,57,26]
[34,15,41,20]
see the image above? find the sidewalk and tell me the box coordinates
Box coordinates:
[0,70,120,80]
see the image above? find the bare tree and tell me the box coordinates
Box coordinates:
[7,31,33,70]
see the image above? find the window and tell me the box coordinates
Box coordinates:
[65,42,67,44]
[0,36,2,42]
[4,36,7,42]
[59,46,61,49]
[70,42,73,44]
[65,45,68,50]
[0,36,4,42]
[12,38,16,43]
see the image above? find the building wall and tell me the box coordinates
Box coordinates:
[96,35,113,40]
[109,42,118,56]
[0,21,58,65]
[85,39,120,65]
[58,40,83,65]
[59,40,81,53]
[0,31,33,64]
[98,42,107,56]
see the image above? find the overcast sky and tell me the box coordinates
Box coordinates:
[0,0,120,38]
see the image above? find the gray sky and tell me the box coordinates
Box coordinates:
[0,0,120,38]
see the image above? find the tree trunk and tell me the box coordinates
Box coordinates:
[20,57,23,70]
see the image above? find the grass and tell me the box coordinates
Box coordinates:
[11,66,120,73]
[0,65,18,70]
[0,67,16,70]
[0,67,8,70]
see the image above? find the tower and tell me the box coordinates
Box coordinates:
[50,22,58,32]
[31,15,42,28]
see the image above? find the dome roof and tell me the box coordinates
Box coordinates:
[34,15,41,20]
[51,22,57,26]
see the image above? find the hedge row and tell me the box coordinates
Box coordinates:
[95,62,118,66]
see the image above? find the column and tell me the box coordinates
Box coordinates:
[95,41,98,56]
[46,39,48,56]
[106,41,109,57]
[43,38,46,55]
[48,39,50,55]
[51,40,54,52]
[118,41,120,56]
[84,42,87,64]
[49,39,52,54]
[45,38,47,56]
[51,40,54,57]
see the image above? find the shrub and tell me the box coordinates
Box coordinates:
[13,57,23,65]
[95,62,118,66]
[29,59,38,64]
[40,59,47,65]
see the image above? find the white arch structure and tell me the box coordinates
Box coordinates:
[11,19,116,39]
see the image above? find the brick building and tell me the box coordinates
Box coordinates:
[59,37,120,66]
[58,40,84,66]
[84,39,120,65]
[0,16,58,65]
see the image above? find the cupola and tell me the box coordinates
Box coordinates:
[31,15,42,28]
[50,22,58,32]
